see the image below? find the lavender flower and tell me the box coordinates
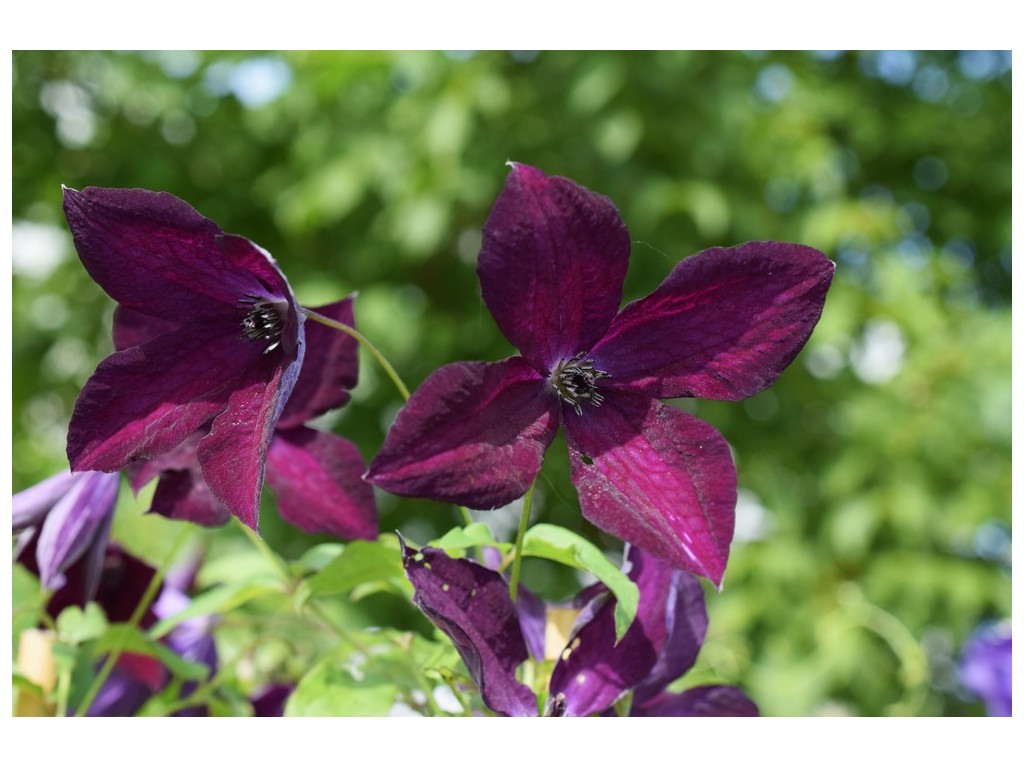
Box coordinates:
[960,623,1012,717]
[401,539,757,717]
[370,164,833,585]
[63,187,305,531]
[13,469,119,599]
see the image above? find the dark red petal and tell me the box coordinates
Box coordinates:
[267,426,377,541]
[631,685,759,716]
[278,297,358,429]
[130,435,231,527]
[112,306,177,351]
[366,358,558,509]
[590,241,835,400]
[67,326,261,473]
[563,392,736,587]
[401,541,537,717]
[478,164,630,371]
[62,187,272,320]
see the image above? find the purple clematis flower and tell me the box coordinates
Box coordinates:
[369,164,834,585]
[960,623,1012,717]
[401,539,758,717]
[122,296,377,540]
[63,187,306,531]
[13,469,119,599]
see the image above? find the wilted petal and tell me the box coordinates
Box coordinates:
[12,470,78,532]
[62,187,279,321]
[478,164,631,372]
[631,685,759,717]
[401,541,538,717]
[278,297,358,428]
[564,391,736,587]
[590,242,835,400]
[68,324,265,473]
[266,426,377,540]
[35,472,119,592]
[367,358,558,509]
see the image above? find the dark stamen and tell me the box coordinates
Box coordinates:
[238,294,287,354]
[550,353,610,416]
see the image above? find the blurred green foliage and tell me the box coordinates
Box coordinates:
[12,50,1010,716]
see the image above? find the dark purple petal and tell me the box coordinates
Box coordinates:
[630,552,709,703]
[478,164,631,372]
[67,325,265,473]
[401,541,538,717]
[278,296,358,428]
[563,391,736,587]
[266,426,378,540]
[62,187,281,321]
[195,355,296,532]
[130,436,231,527]
[631,685,759,717]
[367,358,559,509]
[82,664,156,717]
[590,241,835,400]
[251,684,294,717]
[112,305,177,351]
[547,547,680,717]
[12,470,78,532]
[35,472,119,592]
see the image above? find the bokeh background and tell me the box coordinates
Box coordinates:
[11,50,1011,716]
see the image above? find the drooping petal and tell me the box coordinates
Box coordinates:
[67,324,266,473]
[62,187,280,321]
[278,296,358,429]
[546,547,682,717]
[12,470,78,532]
[401,541,538,717]
[590,241,835,400]
[266,426,377,540]
[630,554,709,704]
[366,358,559,509]
[630,685,759,717]
[35,472,119,592]
[195,352,297,532]
[563,391,737,587]
[478,164,631,372]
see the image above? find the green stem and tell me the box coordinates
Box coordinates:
[507,483,535,602]
[302,307,410,402]
[74,524,192,716]
[236,519,294,588]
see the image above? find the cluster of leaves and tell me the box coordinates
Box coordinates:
[12,51,1010,715]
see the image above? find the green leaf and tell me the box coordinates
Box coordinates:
[432,522,509,556]
[94,625,209,681]
[521,523,639,642]
[56,603,108,644]
[286,656,397,716]
[295,542,345,574]
[148,578,282,640]
[305,536,406,598]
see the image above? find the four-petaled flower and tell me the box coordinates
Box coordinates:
[63,187,307,531]
[369,164,834,585]
[120,296,377,540]
[401,539,758,717]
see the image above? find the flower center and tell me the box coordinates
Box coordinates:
[238,294,288,354]
[550,353,610,416]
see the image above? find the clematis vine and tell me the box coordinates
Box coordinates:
[121,296,377,540]
[401,539,757,717]
[63,187,306,531]
[369,164,834,585]
[13,469,119,599]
